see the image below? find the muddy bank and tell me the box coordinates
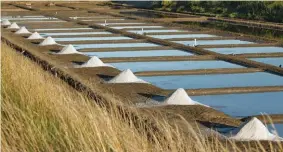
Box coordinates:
[135,68,262,76]
[102,55,214,63]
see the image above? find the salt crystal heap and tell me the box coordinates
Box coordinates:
[27,32,43,39]
[7,22,20,29]
[15,26,31,34]
[56,44,82,54]
[227,117,282,141]
[39,36,57,46]
[77,56,113,68]
[1,19,11,26]
[163,88,208,106]
[107,69,148,84]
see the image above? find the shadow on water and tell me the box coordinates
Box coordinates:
[138,93,166,102]
[72,61,84,65]
[97,74,114,81]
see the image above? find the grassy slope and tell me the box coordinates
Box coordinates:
[1,43,282,151]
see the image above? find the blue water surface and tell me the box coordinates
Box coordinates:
[54,36,132,41]
[149,34,217,39]
[208,47,283,54]
[110,60,242,72]
[74,43,159,49]
[251,57,283,67]
[174,40,254,46]
[84,50,192,57]
[140,72,283,89]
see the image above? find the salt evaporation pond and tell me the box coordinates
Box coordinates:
[69,16,111,19]
[2,17,57,20]
[192,92,283,116]
[99,23,145,25]
[74,43,159,49]
[267,124,283,137]
[40,32,111,36]
[128,29,184,33]
[112,26,163,29]
[84,50,192,57]
[149,34,217,39]
[82,19,125,21]
[174,40,254,46]
[110,60,242,72]
[54,36,132,41]
[251,57,283,67]
[2,16,45,19]
[34,28,93,31]
[16,20,66,23]
[208,47,283,54]
[140,72,283,89]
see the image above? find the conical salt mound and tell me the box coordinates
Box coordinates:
[163,88,208,106]
[27,32,43,39]
[108,69,148,84]
[15,26,31,34]
[39,36,57,46]
[1,19,11,26]
[227,117,279,141]
[78,56,113,68]
[56,44,82,54]
[7,22,20,29]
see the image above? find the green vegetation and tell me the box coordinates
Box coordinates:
[151,1,283,23]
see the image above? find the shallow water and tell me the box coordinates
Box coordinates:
[250,57,283,67]
[16,20,65,23]
[267,123,283,137]
[1,16,45,19]
[2,17,57,20]
[40,32,111,36]
[140,72,283,89]
[208,47,283,54]
[128,29,184,33]
[149,34,217,39]
[34,28,93,31]
[69,16,111,19]
[110,60,241,72]
[84,50,192,58]
[112,26,163,29]
[192,92,283,117]
[75,43,159,49]
[174,40,254,46]
[54,37,132,41]
[82,19,125,21]
[98,23,145,25]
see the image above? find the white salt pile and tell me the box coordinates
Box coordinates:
[39,36,57,46]
[163,88,208,106]
[27,32,44,39]
[1,19,11,26]
[15,26,31,34]
[107,69,148,84]
[7,22,20,29]
[56,44,82,54]
[76,56,114,68]
[226,117,282,141]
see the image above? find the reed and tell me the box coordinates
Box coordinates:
[1,43,282,151]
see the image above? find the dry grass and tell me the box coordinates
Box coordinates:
[1,43,282,152]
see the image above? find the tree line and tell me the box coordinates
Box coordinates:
[148,1,283,23]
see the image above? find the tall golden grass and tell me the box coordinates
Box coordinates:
[1,43,282,152]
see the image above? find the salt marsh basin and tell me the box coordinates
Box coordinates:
[140,72,283,89]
